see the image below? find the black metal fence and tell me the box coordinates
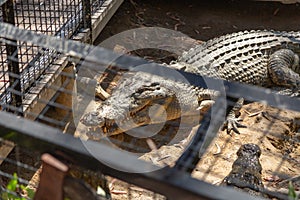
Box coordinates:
[2,0,104,36]
[0,21,299,199]
[0,6,2,21]
[0,0,105,112]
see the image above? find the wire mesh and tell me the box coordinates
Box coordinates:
[13,0,83,37]
[0,0,109,123]
[0,141,40,200]
[0,6,2,21]
[0,141,112,200]
[91,0,106,15]
[0,0,107,108]
[0,13,300,200]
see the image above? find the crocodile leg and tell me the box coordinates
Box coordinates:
[221,98,247,135]
[269,48,300,97]
[268,49,300,88]
[248,49,300,120]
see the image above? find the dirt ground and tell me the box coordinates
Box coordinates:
[95,0,300,43]
[91,0,300,199]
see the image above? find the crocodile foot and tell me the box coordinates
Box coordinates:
[222,98,247,135]
[276,88,300,97]
[221,116,247,135]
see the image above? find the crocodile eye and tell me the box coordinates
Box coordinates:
[150,82,160,86]
[91,111,99,116]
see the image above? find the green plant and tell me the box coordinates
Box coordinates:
[288,181,299,200]
[1,173,35,200]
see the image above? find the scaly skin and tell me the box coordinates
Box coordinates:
[80,71,219,136]
[172,30,300,90]
[221,143,265,197]
[81,30,300,136]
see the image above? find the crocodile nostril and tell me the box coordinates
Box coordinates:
[91,111,99,116]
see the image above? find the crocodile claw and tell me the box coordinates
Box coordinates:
[221,116,247,135]
[221,98,247,135]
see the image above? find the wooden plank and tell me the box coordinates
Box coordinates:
[72,0,124,43]
[23,57,69,120]
[91,0,124,42]
[0,139,15,165]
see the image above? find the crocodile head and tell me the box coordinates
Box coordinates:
[80,82,179,136]
[80,72,214,136]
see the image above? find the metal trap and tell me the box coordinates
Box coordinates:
[0,4,299,199]
[0,0,122,130]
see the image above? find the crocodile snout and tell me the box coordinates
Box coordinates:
[80,111,104,127]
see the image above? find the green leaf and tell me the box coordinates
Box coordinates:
[26,188,35,199]
[2,172,36,200]
[6,173,18,192]
[288,181,298,200]
[19,185,26,190]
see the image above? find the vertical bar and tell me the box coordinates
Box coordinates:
[2,0,23,110]
[34,154,69,200]
[82,0,92,43]
[174,95,226,173]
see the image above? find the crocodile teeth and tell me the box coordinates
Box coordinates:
[106,119,114,127]
[125,117,132,121]
[103,126,107,133]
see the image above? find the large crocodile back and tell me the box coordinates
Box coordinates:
[177,30,300,86]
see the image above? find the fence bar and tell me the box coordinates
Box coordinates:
[82,0,92,43]
[2,0,23,110]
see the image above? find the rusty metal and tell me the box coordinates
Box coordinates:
[34,154,69,200]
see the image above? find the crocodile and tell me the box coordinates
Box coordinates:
[80,30,300,137]
[221,143,265,197]
[80,71,219,136]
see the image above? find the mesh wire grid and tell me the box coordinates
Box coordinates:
[0,0,106,106]
[0,11,300,200]
[0,141,40,200]
[91,0,106,15]
[0,6,2,21]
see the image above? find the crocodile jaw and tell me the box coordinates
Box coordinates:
[80,98,168,136]
[80,110,105,132]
